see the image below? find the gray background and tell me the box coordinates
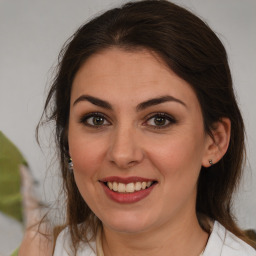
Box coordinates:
[0,0,255,254]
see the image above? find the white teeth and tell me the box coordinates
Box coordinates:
[126,183,135,193]
[118,183,126,192]
[107,182,113,190]
[113,182,118,192]
[106,181,154,193]
[135,182,142,191]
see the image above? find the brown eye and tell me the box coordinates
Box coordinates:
[145,113,176,129]
[80,113,110,127]
[92,116,105,125]
[154,116,167,126]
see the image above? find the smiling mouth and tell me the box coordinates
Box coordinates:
[103,181,157,193]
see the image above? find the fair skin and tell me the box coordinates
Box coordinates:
[18,48,230,256]
[68,48,230,256]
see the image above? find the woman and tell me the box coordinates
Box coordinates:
[19,0,256,255]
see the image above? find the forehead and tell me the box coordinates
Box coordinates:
[71,48,199,109]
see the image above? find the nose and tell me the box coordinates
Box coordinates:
[107,125,144,169]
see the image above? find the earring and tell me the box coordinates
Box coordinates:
[68,158,73,170]
[209,159,213,166]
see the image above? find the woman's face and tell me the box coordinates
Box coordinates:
[68,48,211,234]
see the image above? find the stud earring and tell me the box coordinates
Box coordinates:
[68,158,73,170]
[209,159,213,166]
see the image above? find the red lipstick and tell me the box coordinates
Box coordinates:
[100,176,157,204]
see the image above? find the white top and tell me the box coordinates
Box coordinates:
[54,221,256,256]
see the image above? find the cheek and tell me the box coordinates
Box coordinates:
[68,134,107,210]
[147,135,204,212]
[68,130,107,179]
[146,131,205,182]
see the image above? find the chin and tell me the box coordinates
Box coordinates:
[101,212,154,234]
[107,222,149,234]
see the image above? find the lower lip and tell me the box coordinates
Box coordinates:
[101,183,156,204]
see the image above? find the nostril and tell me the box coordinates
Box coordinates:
[127,160,137,167]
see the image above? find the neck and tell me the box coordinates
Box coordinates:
[102,211,209,256]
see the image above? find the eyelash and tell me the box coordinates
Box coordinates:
[79,112,110,128]
[144,112,176,129]
[79,112,176,129]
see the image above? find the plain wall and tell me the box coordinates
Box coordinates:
[0,0,255,230]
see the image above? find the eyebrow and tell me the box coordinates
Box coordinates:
[73,94,186,111]
[73,95,112,110]
[136,95,187,111]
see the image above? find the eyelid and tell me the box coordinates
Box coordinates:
[78,111,176,129]
[143,112,177,128]
[79,112,111,127]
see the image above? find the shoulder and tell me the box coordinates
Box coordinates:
[204,221,256,256]
[53,227,96,256]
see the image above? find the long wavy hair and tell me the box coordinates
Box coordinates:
[38,0,255,253]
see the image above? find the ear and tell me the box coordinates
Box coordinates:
[202,118,231,167]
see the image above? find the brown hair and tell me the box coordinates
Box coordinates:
[39,0,255,252]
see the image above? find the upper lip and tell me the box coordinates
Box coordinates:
[100,176,156,184]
